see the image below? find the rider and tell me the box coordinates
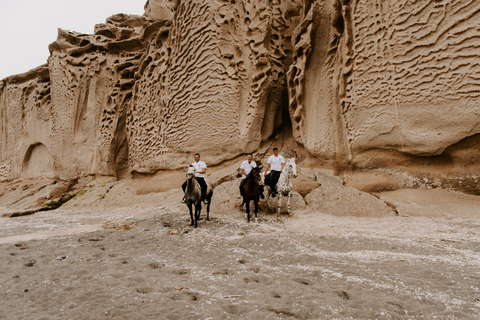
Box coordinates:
[239,154,264,199]
[264,147,285,197]
[182,153,208,204]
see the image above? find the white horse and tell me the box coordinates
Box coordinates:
[264,158,297,215]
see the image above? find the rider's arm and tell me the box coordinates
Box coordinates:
[281,162,286,172]
[264,163,270,176]
[240,169,247,177]
[196,167,206,174]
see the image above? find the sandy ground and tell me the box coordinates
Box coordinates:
[1,176,480,319]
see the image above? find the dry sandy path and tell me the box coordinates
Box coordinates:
[1,185,480,319]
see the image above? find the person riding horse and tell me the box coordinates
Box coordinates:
[239,154,264,199]
[182,153,208,204]
[264,148,285,197]
[241,166,263,222]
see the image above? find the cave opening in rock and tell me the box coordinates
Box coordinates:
[273,86,293,140]
[21,143,55,178]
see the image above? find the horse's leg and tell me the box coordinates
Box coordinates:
[277,193,282,217]
[197,205,202,227]
[266,187,272,211]
[194,204,201,228]
[245,199,250,222]
[254,198,259,223]
[287,191,292,215]
[188,204,194,226]
[206,192,212,221]
[206,202,210,221]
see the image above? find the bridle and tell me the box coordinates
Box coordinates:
[186,166,195,180]
[254,172,262,185]
[251,168,262,185]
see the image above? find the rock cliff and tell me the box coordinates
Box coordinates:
[1,0,479,194]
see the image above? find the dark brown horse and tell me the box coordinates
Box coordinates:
[240,166,262,223]
[184,166,213,227]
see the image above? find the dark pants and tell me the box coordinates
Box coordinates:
[182,177,207,200]
[267,170,281,193]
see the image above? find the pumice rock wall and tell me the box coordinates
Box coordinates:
[289,0,480,162]
[0,0,302,180]
[1,0,480,189]
[128,0,303,172]
[0,13,166,181]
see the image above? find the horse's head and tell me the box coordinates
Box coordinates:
[247,166,262,184]
[287,158,297,178]
[186,165,195,179]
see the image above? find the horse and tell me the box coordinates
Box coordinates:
[184,166,213,228]
[265,158,297,216]
[240,166,263,223]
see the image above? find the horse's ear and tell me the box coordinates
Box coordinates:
[189,164,194,167]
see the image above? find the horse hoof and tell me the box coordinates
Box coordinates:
[255,218,258,223]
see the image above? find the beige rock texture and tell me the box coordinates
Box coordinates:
[2,3,480,317]
[0,0,479,196]
[289,0,480,167]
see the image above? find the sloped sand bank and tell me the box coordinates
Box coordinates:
[1,183,480,319]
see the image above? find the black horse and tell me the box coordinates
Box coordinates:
[240,166,262,223]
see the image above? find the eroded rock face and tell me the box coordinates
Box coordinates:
[0,0,302,180]
[1,0,480,188]
[128,0,302,171]
[1,13,164,181]
[144,0,175,20]
[289,0,480,160]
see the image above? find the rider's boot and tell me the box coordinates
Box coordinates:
[271,187,277,197]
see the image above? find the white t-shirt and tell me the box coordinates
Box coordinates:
[240,160,257,179]
[192,161,207,178]
[267,154,285,171]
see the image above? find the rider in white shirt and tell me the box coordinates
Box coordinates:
[182,153,208,204]
[239,154,264,199]
[264,148,285,197]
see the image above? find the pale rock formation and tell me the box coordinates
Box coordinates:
[144,0,175,20]
[1,0,480,198]
[305,170,396,217]
[129,0,302,171]
[289,0,480,160]
[1,12,170,181]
